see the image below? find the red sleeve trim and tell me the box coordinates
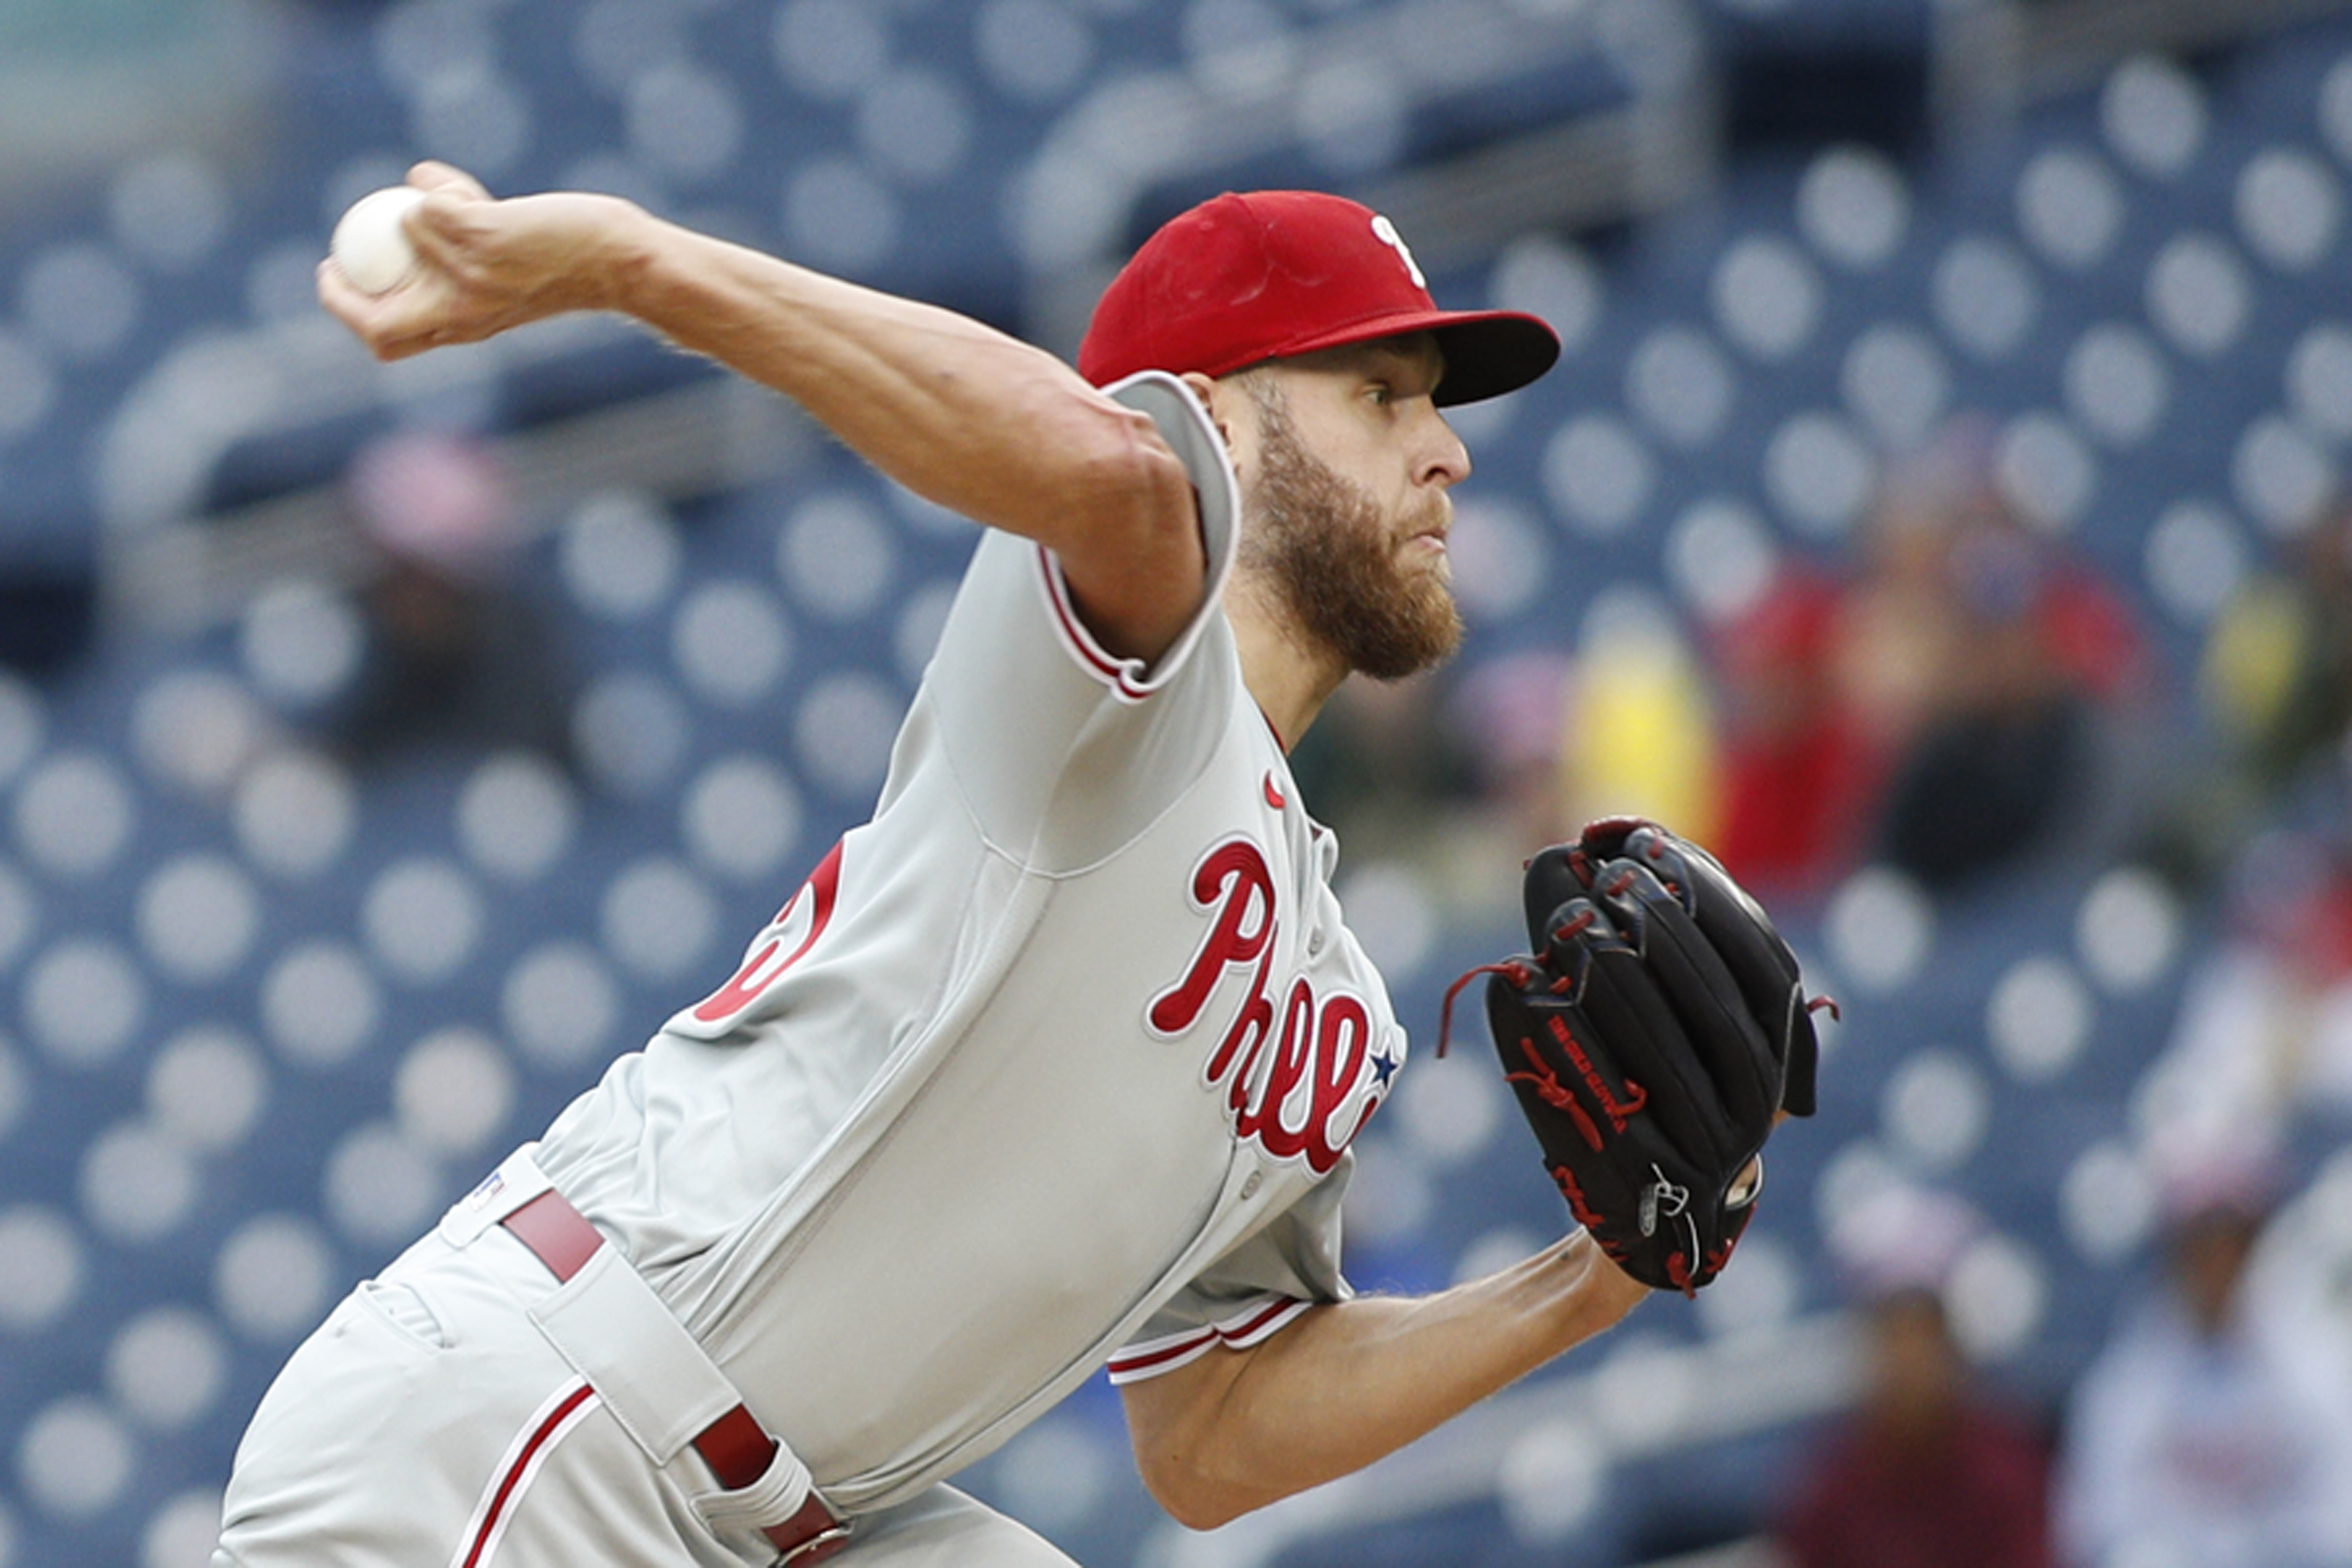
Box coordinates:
[1034,544,1160,704]
[1105,1296,1315,1385]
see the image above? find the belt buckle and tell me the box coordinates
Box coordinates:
[775,1520,854,1565]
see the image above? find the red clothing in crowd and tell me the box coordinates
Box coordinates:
[1778,1406,2055,1568]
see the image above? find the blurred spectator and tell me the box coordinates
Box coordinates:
[1448,646,1577,853]
[1708,565,1887,906]
[1554,591,1721,846]
[324,428,576,769]
[1869,519,2091,891]
[1831,471,1968,767]
[2145,496,2352,894]
[2204,499,2352,802]
[1282,663,1522,922]
[1837,422,2147,895]
[1775,1285,2055,1568]
[2136,831,2352,1166]
[1288,625,1720,922]
[2240,1151,2352,1432]
[2055,1167,2352,1568]
[1287,668,1478,852]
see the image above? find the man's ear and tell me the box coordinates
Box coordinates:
[1181,370,1236,453]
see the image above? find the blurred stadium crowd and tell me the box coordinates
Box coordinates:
[3,0,2352,1565]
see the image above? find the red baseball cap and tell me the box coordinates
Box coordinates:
[1079,190,1561,407]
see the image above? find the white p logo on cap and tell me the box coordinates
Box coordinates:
[1370,213,1426,290]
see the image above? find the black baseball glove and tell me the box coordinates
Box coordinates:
[1448,818,1824,1294]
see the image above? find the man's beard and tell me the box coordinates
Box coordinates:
[1237,385,1463,681]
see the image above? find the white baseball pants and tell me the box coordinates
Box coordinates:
[213,1225,1080,1568]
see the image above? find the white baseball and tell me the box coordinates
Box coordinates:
[331,186,426,295]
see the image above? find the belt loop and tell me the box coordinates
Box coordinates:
[439,1144,555,1248]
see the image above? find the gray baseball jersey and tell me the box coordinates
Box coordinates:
[216,372,1407,1565]
[530,370,1405,1511]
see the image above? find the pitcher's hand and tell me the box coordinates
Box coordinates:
[318,162,648,361]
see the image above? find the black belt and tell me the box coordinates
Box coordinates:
[502,1189,851,1565]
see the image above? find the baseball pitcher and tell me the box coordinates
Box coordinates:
[213,167,1819,1567]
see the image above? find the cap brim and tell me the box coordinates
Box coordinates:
[1428,311,1563,406]
[1272,307,1561,407]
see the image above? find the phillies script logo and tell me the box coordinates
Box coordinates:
[1146,836,1392,1174]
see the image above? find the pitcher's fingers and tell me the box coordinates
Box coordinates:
[316,259,387,341]
[315,260,445,361]
[406,161,491,202]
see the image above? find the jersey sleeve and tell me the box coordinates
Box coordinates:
[1027,371,1241,705]
[905,371,1245,871]
[1105,1155,1355,1385]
